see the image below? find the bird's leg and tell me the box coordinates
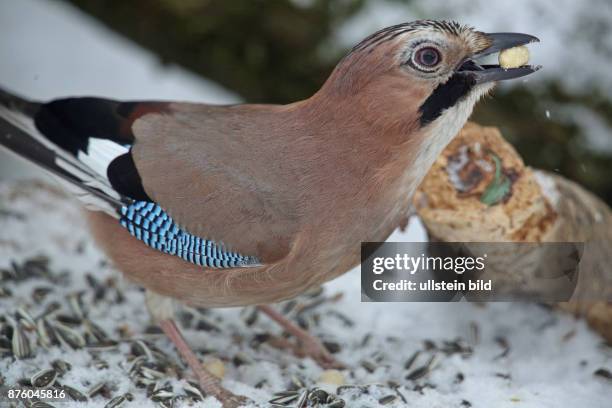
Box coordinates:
[158,320,247,407]
[145,291,247,408]
[257,304,344,369]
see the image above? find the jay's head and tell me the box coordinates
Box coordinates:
[323,20,540,128]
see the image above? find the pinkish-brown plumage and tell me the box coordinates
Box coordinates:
[85,27,484,306]
[0,20,541,403]
[1,21,542,309]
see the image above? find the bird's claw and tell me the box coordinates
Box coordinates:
[218,392,249,408]
[295,337,345,369]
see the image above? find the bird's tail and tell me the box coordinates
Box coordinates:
[0,88,126,216]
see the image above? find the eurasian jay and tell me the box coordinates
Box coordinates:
[0,20,539,407]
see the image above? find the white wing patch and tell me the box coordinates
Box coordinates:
[77,137,129,179]
[0,105,124,215]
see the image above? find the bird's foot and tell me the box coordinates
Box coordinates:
[293,334,345,369]
[257,305,345,369]
[212,391,249,408]
[266,334,344,369]
[158,319,250,408]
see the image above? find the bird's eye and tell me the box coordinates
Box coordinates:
[413,47,442,70]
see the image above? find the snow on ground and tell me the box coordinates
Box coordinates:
[0,181,611,408]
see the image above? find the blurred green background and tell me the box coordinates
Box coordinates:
[66,0,612,205]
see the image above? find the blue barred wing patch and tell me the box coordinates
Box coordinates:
[119,201,261,268]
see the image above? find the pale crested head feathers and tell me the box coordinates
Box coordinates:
[350,20,492,57]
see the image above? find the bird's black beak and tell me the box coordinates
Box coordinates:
[457,32,541,84]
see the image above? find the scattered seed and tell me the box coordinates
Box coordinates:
[156,399,176,408]
[412,382,436,394]
[379,394,398,405]
[304,286,324,298]
[52,321,85,349]
[12,322,32,359]
[0,336,11,354]
[594,368,612,381]
[151,386,174,401]
[128,355,147,375]
[308,387,329,403]
[327,310,354,327]
[440,339,472,355]
[132,340,155,360]
[406,355,436,381]
[295,390,308,408]
[140,366,166,380]
[91,357,110,370]
[83,320,109,343]
[468,322,479,345]
[495,372,511,380]
[323,341,341,354]
[269,391,299,405]
[423,340,436,351]
[232,352,252,367]
[562,329,576,342]
[67,292,86,318]
[494,337,510,360]
[241,307,259,326]
[195,317,220,332]
[183,381,204,400]
[296,315,310,330]
[55,314,82,327]
[202,358,225,379]
[16,307,37,329]
[61,385,87,402]
[361,333,372,347]
[281,300,298,315]
[17,377,32,387]
[37,302,61,320]
[31,368,57,388]
[336,385,367,395]
[32,287,53,304]
[143,325,163,335]
[86,274,107,301]
[87,382,109,398]
[36,318,57,349]
[404,351,421,370]
[361,360,377,373]
[104,395,125,408]
[31,402,56,408]
[116,324,133,339]
[144,381,158,396]
[394,387,407,403]
[289,375,305,390]
[318,369,345,386]
[87,339,119,352]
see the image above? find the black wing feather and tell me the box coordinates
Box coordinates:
[107,153,151,201]
[31,96,162,202]
[0,89,165,204]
